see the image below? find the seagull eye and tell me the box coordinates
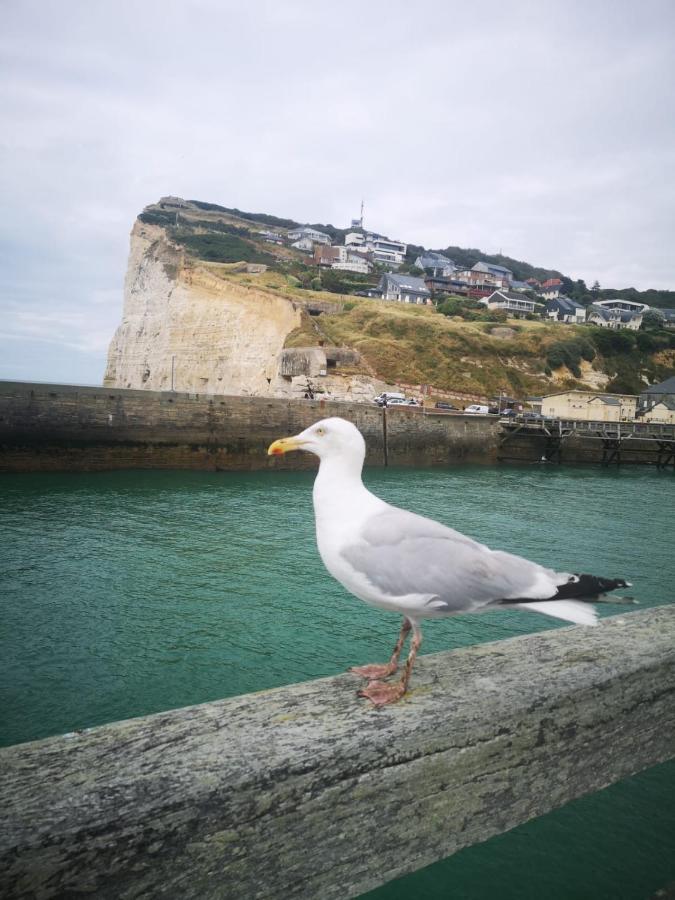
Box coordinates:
[315,427,325,436]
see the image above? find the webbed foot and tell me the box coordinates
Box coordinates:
[349,662,398,679]
[358,679,407,707]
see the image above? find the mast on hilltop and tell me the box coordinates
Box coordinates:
[350,199,364,230]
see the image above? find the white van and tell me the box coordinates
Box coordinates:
[464,404,490,415]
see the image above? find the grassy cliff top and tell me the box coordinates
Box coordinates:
[148,207,675,399]
[198,266,672,398]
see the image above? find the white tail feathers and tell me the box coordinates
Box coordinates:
[516,599,599,627]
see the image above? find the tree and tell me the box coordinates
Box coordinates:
[591,280,601,294]
[641,309,665,330]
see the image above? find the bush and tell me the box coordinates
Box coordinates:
[545,337,594,377]
[171,229,272,264]
[636,331,658,352]
[320,270,350,294]
[606,374,644,394]
[437,298,465,317]
[588,328,637,355]
[480,309,508,323]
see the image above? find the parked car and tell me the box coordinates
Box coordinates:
[434,402,458,410]
[373,392,405,406]
[522,411,544,421]
[464,404,490,415]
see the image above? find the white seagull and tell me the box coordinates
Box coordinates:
[268,417,630,706]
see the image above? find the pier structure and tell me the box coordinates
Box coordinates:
[499,416,675,468]
[1,607,674,899]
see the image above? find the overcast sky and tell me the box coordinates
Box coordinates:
[1,0,674,385]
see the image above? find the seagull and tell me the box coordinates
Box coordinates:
[268,417,631,707]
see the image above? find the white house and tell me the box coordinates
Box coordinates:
[587,304,643,330]
[345,231,406,267]
[540,285,563,300]
[287,226,331,245]
[541,390,638,422]
[545,296,586,324]
[314,245,373,275]
[482,290,538,317]
[291,237,314,252]
[378,273,431,304]
[637,376,675,424]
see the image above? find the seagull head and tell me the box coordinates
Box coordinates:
[268,417,366,464]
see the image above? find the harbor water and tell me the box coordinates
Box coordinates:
[1,464,674,898]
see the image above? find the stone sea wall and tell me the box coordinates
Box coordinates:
[0,382,500,473]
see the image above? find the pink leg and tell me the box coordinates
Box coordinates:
[359,623,423,707]
[350,618,412,679]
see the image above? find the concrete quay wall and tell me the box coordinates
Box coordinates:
[0,382,500,472]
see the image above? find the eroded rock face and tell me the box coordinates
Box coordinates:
[104,223,302,396]
[104,222,391,402]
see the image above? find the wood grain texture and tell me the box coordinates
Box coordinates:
[1,606,674,899]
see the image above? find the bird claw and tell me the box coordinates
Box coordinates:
[358,679,407,707]
[349,662,397,679]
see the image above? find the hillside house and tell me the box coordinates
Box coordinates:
[637,376,675,424]
[258,230,283,244]
[482,290,538,317]
[414,252,456,277]
[541,390,637,422]
[314,245,373,274]
[291,237,314,252]
[287,226,331,245]
[455,268,502,290]
[472,262,513,285]
[587,304,643,330]
[540,285,563,300]
[545,296,586,324]
[378,273,431,304]
[345,231,406,267]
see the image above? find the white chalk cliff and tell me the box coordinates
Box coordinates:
[104,221,385,401]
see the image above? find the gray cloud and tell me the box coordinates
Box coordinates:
[1,0,674,383]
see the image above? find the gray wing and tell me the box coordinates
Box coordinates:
[341,507,560,612]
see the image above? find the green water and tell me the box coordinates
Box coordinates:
[1,464,674,898]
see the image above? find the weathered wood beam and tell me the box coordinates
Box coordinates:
[1,607,674,899]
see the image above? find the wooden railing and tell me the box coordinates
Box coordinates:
[1,607,674,899]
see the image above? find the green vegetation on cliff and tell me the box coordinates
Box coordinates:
[142,199,675,309]
[140,199,674,399]
[280,296,675,398]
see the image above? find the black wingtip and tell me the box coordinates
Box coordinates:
[551,573,632,600]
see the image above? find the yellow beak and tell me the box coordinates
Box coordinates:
[267,436,306,456]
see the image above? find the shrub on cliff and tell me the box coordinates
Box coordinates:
[172,230,273,264]
[545,338,595,379]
